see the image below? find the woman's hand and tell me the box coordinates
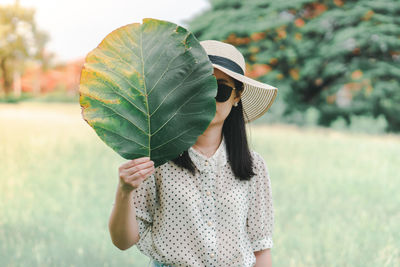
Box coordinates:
[118,157,155,193]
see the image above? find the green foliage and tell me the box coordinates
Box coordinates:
[186,0,400,132]
[79,18,217,167]
[0,92,33,103]
[0,3,49,96]
[0,90,79,103]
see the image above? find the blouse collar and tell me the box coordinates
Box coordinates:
[188,135,228,173]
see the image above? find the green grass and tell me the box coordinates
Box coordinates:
[1,103,399,267]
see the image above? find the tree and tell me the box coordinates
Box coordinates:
[0,2,49,97]
[186,0,400,132]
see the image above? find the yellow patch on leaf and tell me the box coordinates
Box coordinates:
[81,91,121,105]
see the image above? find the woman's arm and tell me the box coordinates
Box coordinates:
[108,185,140,250]
[108,157,155,250]
[254,249,272,267]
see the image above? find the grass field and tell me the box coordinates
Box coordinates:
[1,102,399,267]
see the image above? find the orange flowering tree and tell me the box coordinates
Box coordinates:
[187,0,400,132]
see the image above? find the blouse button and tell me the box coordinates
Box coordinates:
[210,253,215,258]
[206,191,211,196]
[205,161,209,166]
[207,221,212,226]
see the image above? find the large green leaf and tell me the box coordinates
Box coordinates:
[79,18,217,167]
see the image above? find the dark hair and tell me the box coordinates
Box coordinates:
[171,79,256,181]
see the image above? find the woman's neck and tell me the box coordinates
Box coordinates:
[192,123,223,158]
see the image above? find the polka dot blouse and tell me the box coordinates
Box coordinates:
[132,136,274,267]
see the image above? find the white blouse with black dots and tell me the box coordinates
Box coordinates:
[132,135,274,267]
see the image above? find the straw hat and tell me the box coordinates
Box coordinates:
[200,40,278,123]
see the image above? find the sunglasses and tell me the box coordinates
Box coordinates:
[215,82,236,102]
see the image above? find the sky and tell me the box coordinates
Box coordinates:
[2,0,210,63]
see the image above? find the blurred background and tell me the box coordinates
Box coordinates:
[1,0,399,266]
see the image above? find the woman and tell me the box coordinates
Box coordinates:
[108,40,278,267]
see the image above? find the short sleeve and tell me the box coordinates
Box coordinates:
[132,171,158,254]
[246,151,274,252]
[132,171,157,223]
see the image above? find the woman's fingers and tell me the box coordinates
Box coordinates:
[119,156,150,171]
[127,166,155,184]
[125,160,154,176]
[118,157,155,191]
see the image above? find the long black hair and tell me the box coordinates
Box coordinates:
[171,78,256,181]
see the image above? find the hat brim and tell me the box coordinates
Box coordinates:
[212,64,278,123]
